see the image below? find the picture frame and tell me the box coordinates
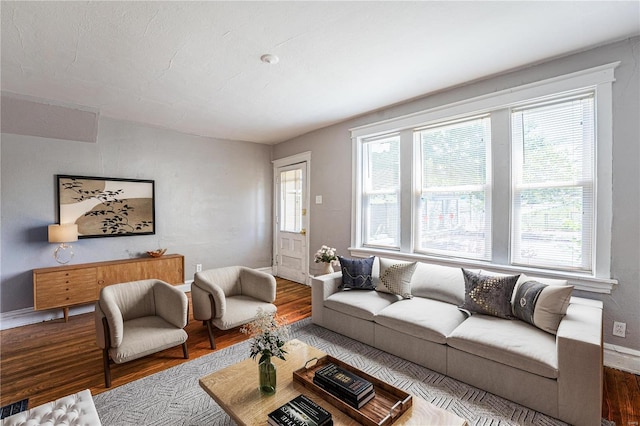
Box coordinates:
[57,175,155,239]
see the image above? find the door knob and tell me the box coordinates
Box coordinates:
[300,229,306,235]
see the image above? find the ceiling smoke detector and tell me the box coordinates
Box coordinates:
[260,54,279,64]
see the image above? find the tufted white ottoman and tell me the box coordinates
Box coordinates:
[1,389,101,426]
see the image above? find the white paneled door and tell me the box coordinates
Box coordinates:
[274,161,308,284]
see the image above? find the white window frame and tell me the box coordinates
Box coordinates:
[360,134,402,250]
[350,62,619,293]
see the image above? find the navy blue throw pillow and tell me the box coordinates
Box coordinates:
[338,256,375,290]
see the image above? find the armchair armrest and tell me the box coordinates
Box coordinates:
[154,280,188,329]
[311,272,342,326]
[95,290,125,348]
[193,272,227,319]
[556,297,603,426]
[239,267,276,303]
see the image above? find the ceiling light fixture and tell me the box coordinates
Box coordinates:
[260,54,279,64]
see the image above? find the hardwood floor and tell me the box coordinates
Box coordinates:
[1,278,638,425]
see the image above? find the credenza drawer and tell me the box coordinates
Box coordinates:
[34,269,97,310]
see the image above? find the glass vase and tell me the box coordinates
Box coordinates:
[258,357,277,395]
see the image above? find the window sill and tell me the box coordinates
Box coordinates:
[348,247,617,294]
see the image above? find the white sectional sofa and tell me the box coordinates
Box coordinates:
[311,257,603,426]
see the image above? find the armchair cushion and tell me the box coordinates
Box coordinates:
[211,296,277,330]
[110,316,188,364]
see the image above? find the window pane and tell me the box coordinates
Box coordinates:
[280,169,302,232]
[416,116,491,260]
[511,95,594,271]
[362,136,400,248]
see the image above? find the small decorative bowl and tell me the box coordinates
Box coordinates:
[147,248,167,258]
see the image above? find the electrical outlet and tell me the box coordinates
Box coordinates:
[196,263,202,273]
[613,321,626,338]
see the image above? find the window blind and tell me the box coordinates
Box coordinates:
[415,116,492,260]
[511,94,595,271]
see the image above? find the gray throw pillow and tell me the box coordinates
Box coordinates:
[459,269,520,319]
[338,256,375,290]
[512,277,573,334]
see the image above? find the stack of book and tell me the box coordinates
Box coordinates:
[267,394,333,426]
[312,362,375,409]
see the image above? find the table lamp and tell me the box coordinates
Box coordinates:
[48,223,78,264]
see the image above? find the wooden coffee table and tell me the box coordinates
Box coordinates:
[199,339,468,425]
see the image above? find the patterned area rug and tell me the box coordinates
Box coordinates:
[94,319,612,425]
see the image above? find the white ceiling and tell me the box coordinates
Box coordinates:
[2,1,639,144]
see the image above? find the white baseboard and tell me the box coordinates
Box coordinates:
[0,304,97,330]
[0,281,193,331]
[604,343,640,374]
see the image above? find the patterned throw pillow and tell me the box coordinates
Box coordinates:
[376,258,417,299]
[338,256,375,290]
[512,278,573,334]
[459,269,520,319]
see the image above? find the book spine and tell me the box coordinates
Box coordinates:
[314,363,372,397]
[313,373,373,400]
[313,376,365,406]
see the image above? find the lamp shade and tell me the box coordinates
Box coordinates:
[48,224,78,243]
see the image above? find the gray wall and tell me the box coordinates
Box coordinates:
[273,37,640,352]
[1,115,273,312]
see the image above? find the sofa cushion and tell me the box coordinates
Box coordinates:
[511,274,573,335]
[376,258,417,299]
[459,269,519,319]
[324,290,398,321]
[338,256,375,290]
[375,298,467,344]
[447,314,558,379]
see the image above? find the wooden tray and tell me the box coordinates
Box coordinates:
[292,355,412,426]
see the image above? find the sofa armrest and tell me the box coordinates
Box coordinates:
[193,274,227,319]
[154,280,188,329]
[240,267,277,303]
[556,298,603,426]
[311,272,342,326]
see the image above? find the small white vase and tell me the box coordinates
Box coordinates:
[322,263,334,275]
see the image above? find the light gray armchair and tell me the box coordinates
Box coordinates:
[192,266,277,349]
[95,279,189,387]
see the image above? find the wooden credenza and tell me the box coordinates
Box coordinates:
[33,254,184,322]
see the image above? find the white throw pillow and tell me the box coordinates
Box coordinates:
[375,258,417,299]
